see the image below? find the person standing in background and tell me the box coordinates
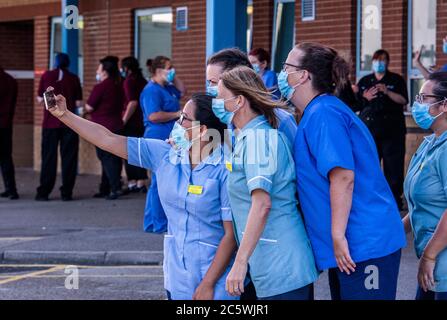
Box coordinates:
[85,56,125,201]
[0,66,19,200]
[140,56,186,233]
[413,37,447,80]
[35,53,82,202]
[121,57,148,193]
[356,49,409,210]
[248,48,280,99]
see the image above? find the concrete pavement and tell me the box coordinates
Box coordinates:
[0,168,421,300]
[0,168,163,266]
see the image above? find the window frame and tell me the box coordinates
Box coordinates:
[356,0,382,80]
[271,0,296,72]
[134,7,173,60]
[407,0,437,105]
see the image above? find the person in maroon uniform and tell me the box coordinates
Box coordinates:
[85,56,125,200]
[0,66,19,200]
[36,53,82,201]
[121,56,148,193]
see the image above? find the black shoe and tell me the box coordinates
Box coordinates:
[35,194,49,201]
[105,192,120,200]
[62,195,73,202]
[9,192,19,200]
[128,185,138,193]
[137,186,148,194]
[1,191,10,198]
[93,192,108,198]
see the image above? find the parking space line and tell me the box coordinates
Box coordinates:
[0,265,66,286]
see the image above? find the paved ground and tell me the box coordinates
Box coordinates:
[0,169,419,300]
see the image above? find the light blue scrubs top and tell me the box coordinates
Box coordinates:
[294,94,406,270]
[227,115,319,298]
[404,131,447,292]
[127,138,238,300]
[226,108,297,155]
[140,80,181,140]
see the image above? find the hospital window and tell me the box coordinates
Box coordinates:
[356,0,382,79]
[50,16,84,82]
[271,0,296,73]
[408,0,437,105]
[135,8,173,79]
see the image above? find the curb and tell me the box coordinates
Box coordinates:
[0,250,163,266]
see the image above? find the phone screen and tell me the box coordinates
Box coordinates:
[43,90,57,110]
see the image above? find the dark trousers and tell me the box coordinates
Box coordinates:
[0,127,17,194]
[373,133,406,209]
[258,284,314,301]
[37,128,79,197]
[329,249,401,300]
[416,287,447,300]
[96,147,122,194]
[122,126,147,181]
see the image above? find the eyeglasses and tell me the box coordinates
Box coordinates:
[178,112,194,125]
[282,62,304,72]
[415,94,446,104]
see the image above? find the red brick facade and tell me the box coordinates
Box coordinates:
[252,0,274,51]
[1,0,447,171]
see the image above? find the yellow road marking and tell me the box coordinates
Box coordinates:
[0,265,65,286]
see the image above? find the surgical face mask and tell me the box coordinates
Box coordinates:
[443,42,447,54]
[253,64,261,74]
[170,122,201,152]
[166,68,176,83]
[212,97,240,125]
[278,70,301,101]
[412,100,446,130]
[95,73,102,82]
[372,60,387,74]
[206,83,218,97]
[120,69,127,78]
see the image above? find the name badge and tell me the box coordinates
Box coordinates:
[225,161,233,172]
[188,185,203,195]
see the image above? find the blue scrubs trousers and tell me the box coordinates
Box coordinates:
[144,173,167,233]
[328,249,401,300]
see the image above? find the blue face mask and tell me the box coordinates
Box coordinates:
[96,74,101,82]
[206,83,218,97]
[120,69,127,78]
[443,42,447,54]
[412,100,445,130]
[372,60,387,74]
[166,68,176,83]
[253,64,261,74]
[170,122,200,152]
[212,97,240,125]
[278,70,301,101]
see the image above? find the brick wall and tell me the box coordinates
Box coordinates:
[172,0,207,100]
[252,0,274,52]
[295,0,357,77]
[0,20,35,166]
[33,16,50,170]
[382,0,407,78]
[0,21,34,126]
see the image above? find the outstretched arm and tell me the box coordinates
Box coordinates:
[49,92,128,160]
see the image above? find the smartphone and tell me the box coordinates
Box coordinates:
[43,89,57,110]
